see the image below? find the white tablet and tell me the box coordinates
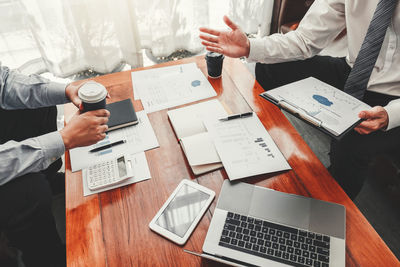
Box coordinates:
[149,179,215,245]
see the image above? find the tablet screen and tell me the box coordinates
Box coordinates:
[155,184,210,237]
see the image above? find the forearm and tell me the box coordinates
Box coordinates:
[248,0,345,64]
[0,64,69,110]
[0,131,65,185]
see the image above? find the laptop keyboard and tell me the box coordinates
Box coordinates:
[219,212,330,267]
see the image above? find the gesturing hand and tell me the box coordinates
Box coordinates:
[60,109,110,150]
[354,106,389,135]
[199,15,250,58]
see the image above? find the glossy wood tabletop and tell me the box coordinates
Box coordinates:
[64,56,399,267]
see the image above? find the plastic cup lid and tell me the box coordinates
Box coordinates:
[206,52,224,59]
[78,82,107,103]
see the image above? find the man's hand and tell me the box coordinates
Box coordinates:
[60,109,110,150]
[199,15,250,58]
[65,82,85,108]
[65,81,111,110]
[354,106,388,135]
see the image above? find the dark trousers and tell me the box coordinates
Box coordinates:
[256,56,400,199]
[0,106,65,267]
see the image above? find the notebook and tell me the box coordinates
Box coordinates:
[260,77,371,139]
[106,98,138,132]
[195,180,346,266]
[167,99,228,175]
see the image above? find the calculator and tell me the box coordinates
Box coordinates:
[85,155,134,191]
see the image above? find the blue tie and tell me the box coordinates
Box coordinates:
[343,0,398,100]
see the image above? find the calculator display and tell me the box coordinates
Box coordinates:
[117,156,127,177]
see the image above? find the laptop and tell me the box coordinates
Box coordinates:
[200,180,346,267]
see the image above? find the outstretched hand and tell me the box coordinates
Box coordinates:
[354,106,389,135]
[199,15,250,58]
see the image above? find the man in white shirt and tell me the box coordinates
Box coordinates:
[199,0,400,199]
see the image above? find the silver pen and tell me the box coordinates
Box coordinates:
[219,112,253,121]
[279,100,322,127]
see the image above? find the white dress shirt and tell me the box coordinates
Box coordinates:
[0,63,68,185]
[248,0,400,130]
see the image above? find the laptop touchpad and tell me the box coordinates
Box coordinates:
[249,188,311,230]
[216,181,254,215]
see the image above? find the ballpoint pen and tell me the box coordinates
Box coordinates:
[278,100,322,127]
[89,140,126,153]
[219,112,253,121]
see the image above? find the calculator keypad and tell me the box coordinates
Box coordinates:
[87,159,127,190]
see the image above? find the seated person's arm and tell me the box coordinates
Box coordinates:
[0,109,110,185]
[0,63,70,109]
[0,132,65,185]
[248,0,346,64]
[200,0,346,64]
[0,63,110,184]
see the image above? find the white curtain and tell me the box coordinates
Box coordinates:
[6,0,273,77]
[19,0,142,77]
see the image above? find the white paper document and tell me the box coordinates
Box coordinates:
[131,63,217,113]
[167,99,228,139]
[204,113,291,181]
[70,111,159,172]
[82,152,151,196]
[261,77,371,137]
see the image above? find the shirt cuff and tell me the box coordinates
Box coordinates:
[47,82,69,105]
[384,99,400,130]
[247,38,266,62]
[36,131,66,167]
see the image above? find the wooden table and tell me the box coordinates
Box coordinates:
[65,56,399,266]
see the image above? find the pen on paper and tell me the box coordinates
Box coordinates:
[89,140,126,153]
[219,112,253,121]
[279,100,322,127]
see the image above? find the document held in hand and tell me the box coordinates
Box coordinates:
[260,77,371,139]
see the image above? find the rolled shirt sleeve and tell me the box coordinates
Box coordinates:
[0,63,69,110]
[0,132,65,185]
[384,99,400,130]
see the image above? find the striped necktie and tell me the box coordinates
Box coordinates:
[343,0,398,100]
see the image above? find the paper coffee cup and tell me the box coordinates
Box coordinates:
[78,81,107,112]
